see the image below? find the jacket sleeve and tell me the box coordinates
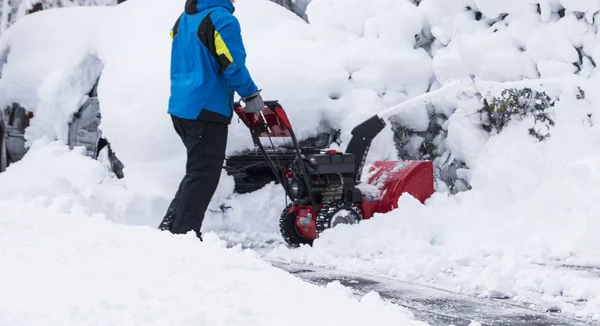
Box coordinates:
[211,13,258,98]
[170,14,182,41]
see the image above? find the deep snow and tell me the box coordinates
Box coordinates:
[1,0,600,323]
[0,172,427,325]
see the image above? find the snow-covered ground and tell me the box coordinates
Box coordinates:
[2,0,600,323]
[0,176,427,325]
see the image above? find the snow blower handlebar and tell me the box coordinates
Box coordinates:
[234,101,292,136]
[234,101,319,209]
[234,102,293,200]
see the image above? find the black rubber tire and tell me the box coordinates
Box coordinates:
[279,204,313,247]
[316,201,363,235]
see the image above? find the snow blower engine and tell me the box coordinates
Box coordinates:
[234,101,434,247]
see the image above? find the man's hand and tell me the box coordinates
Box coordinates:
[241,90,265,113]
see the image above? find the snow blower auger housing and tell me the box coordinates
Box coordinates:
[234,101,434,247]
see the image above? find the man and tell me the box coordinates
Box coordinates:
[159,0,264,240]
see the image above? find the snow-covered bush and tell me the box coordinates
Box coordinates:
[391,86,559,193]
[480,87,556,141]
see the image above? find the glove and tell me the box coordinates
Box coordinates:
[241,90,265,113]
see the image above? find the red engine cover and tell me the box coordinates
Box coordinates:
[361,161,434,219]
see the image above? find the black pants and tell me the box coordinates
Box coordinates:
[161,115,228,238]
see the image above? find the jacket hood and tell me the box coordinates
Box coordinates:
[185,0,234,15]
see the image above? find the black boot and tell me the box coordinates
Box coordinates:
[158,207,176,231]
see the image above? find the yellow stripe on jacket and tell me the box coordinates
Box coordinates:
[214,30,233,63]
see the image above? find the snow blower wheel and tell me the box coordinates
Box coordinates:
[316,201,362,234]
[279,204,313,247]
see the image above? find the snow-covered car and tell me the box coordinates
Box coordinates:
[0,75,123,177]
[0,103,29,171]
[65,78,124,178]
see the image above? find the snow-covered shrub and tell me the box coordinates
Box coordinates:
[480,88,556,141]
[391,86,559,194]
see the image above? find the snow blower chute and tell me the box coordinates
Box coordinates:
[234,95,437,247]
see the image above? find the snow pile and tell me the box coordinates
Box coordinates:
[0,184,427,326]
[0,138,162,226]
[424,0,596,83]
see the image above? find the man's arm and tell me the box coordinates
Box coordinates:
[211,12,258,98]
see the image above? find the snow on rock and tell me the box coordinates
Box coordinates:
[560,0,600,15]
[431,50,472,84]
[445,99,489,168]
[473,0,538,18]
[0,197,427,326]
[423,1,597,85]
[525,14,588,63]
[309,0,376,37]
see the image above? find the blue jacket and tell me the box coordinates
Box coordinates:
[168,0,258,123]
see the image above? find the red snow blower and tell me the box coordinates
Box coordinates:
[234,100,434,246]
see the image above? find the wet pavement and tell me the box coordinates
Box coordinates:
[275,263,597,326]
